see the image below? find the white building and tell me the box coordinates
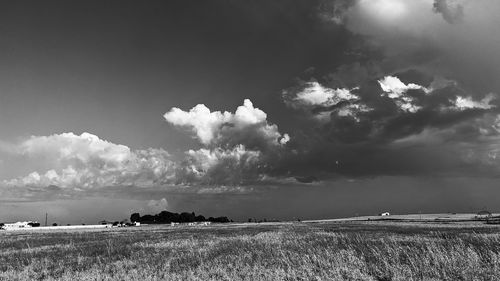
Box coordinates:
[3,221,33,230]
[380,212,390,216]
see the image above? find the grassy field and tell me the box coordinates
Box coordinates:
[2,221,500,280]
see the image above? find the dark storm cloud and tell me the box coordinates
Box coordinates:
[259,0,500,181]
[331,0,500,93]
[285,68,497,138]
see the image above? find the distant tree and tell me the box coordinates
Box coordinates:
[180,212,196,222]
[28,222,40,227]
[195,215,206,222]
[52,223,58,226]
[157,211,179,223]
[0,223,4,228]
[248,218,253,223]
[141,214,155,223]
[209,216,230,223]
[130,213,141,223]
[130,211,231,224]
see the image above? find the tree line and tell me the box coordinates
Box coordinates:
[130,211,231,224]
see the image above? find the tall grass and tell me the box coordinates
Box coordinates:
[1,222,500,280]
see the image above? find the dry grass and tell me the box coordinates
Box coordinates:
[1,222,500,280]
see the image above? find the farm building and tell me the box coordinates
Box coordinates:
[476,210,492,219]
[379,212,390,216]
[2,221,39,230]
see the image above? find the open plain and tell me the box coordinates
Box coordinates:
[2,218,500,281]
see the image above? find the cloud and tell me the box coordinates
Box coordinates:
[378,76,430,97]
[433,0,464,24]
[3,88,500,193]
[19,132,132,167]
[4,133,176,189]
[317,0,357,24]
[164,99,288,150]
[3,99,291,191]
[279,133,290,145]
[378,76,430,113]
[283,81,371,122]
[294,175,319,184]
[278,66,500,179]
[163,104,229,146]
[321,0,500,95]
[178,145,262,185]
[3,106,290,190]
[283,72,498,142]
[147,198,168,213]
[452,94,496,110]
[293,81,359,106]
[3,133,276,189]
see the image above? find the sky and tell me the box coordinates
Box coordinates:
[1,0,500,224]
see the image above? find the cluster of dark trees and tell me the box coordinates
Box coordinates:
[130,211,231,224]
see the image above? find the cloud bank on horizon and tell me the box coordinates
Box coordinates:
[3,99,291,191]
[2,0,500,197]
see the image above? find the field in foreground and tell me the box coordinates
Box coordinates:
[2,221,500,280]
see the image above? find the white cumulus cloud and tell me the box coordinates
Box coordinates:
[163,104,230,145]
[164,99,288,149]
[4,132,176,189]
[283,81,370,121]
[453,93,496,110]
[378,76,430,98]
[293,81,359,106]
[378,76,430,113]
[4,101,291,190]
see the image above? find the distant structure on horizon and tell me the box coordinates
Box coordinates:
[1,221,40,230]
[476,210,492,220]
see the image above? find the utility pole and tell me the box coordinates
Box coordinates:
[45,213,48,226]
